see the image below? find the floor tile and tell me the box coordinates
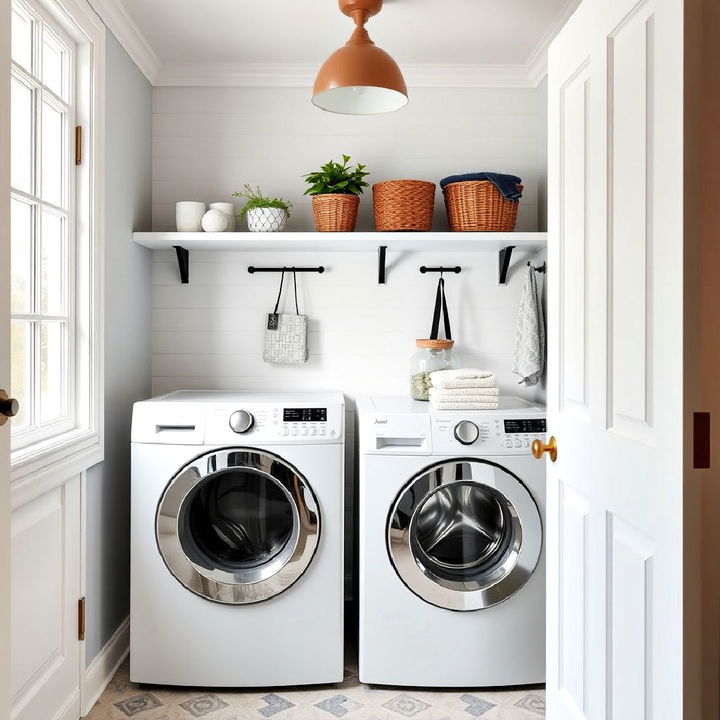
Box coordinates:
[84,660,545,720]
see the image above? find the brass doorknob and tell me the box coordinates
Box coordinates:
[532,436,557,462]
[0,390,19,427]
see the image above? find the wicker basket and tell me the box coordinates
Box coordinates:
[311,194,360,232]
[443,180,522,232]
[373,180,436,231]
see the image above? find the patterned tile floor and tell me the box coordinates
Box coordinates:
[85,657,545,720]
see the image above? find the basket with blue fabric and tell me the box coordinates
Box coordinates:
[440,172,523,231]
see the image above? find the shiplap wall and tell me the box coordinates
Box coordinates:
[152,86,545,233]
[151,85,548,591]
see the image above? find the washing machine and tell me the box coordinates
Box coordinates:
[130,391,344,687]
[357,396,546,687]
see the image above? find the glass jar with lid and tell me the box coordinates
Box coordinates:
[410,339,455,401]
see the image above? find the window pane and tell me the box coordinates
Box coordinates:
[42,28,67,99]
[11,198,32,314]
[40,321,64,424]
[41,100,64,207]
[11,321,31,429]
[11,6,33,71]
[40,209,65,315]
[11,77,33,193]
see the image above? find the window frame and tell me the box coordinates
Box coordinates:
[10,0,104,489]
[11,2,77,447]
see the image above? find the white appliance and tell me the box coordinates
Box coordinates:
[357,396,546,687]
[130,391,344,687]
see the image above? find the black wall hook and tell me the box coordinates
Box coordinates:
[248,266,325,274]
[419,266,462,274]
[528,261,546,273]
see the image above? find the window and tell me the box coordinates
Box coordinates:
[9,0,104,473]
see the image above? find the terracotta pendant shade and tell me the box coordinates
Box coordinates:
[313,0,408,115]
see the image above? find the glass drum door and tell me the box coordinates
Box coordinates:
[388,459,541,611]
[157,448,320,604]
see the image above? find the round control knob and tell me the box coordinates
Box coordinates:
[454,420,479,446]
[229,410,254,434]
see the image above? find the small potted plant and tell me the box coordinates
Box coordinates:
[303,155,369,232]
[233,185,293,232]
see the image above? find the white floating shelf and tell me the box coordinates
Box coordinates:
[132,231,547,285]
[133,231,547,253]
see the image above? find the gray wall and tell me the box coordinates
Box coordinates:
[85,31,152,665]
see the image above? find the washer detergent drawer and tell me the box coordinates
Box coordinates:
[363,413,431,455]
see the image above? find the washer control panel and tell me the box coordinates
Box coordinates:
[433,415,546,455]
[204,402,344,444]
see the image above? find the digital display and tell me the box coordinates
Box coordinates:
[283,408,327,422]
[504,419,546,434]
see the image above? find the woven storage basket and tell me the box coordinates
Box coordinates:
[443,180,522,232]
[373,180,436,231]
[311,194,360,232]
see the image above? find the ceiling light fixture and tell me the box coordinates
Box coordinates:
[313,0,408,115]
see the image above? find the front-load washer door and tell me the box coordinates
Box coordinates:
[157,448,320,604]
[388,459,541,611]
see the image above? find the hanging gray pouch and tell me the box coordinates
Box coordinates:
[263,270,309,365]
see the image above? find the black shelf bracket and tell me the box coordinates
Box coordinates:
[378,245,388,285]
[248,266,325,274]
[173,245,189,284]
[420,266,462,275]
[498,245,516,285]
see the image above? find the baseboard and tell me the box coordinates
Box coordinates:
[82,616,129,717]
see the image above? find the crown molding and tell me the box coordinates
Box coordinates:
[154,62,539,89]
[525,0,582,85]
[87,0,160,83]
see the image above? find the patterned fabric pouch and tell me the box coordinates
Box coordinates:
[263,270,309,365]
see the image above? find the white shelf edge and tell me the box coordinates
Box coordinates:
[132,231,548,253]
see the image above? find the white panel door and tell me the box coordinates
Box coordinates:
[546,0,684,717]
[11,476,81,720]
[1,0,13,716]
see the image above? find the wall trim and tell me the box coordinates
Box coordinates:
[86,0,159,83]
[82,617,129,717]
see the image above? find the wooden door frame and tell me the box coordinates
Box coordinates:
[684,0,720,716]
[1,0,13,716]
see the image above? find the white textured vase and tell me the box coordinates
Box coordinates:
[201,209,229,232]
[176,201,207,231]
[247,207,288,232]
[209,202,236,231]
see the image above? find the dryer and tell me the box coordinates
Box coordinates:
[357,396,546,687]
[131,391,344,687]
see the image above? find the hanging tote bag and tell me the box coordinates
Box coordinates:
[263,270,309,364]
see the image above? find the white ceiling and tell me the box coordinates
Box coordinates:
[95,0,580,86]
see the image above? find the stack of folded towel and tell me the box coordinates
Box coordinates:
[427,368,499,410]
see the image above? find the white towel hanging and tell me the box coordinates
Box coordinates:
[513,264,545,386]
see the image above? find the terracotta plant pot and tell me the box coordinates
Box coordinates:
[311,194,360,232]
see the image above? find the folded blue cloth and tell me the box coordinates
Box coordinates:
[439,172,523,201]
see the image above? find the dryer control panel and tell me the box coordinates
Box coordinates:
[432,415,546,455]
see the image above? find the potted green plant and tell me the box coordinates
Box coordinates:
[233,185,293,232]
[303,155,369,232]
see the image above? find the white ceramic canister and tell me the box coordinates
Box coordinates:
[247,207,288,232]
[176,201,207,231]
[209,202,236,231]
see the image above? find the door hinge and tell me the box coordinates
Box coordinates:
[75,126,82,165]
[78,596,86,641]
